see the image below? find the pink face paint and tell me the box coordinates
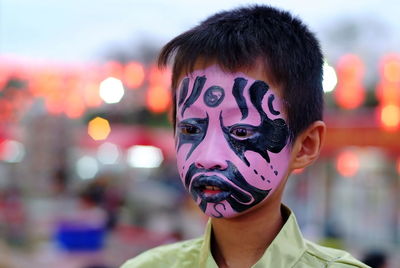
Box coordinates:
[176,65,290,218]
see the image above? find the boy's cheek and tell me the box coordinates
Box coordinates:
[241,148,291,190]
[267,146,291,176]
[176,143,200,183]
[176,144,190,171]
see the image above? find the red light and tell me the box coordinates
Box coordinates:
[376,82,399,104]
[336,150,360,178]
[148,65,171,87]
[376,54,400,131]
[381,54,400,83]
[124,62,145,89]
[396,158,400,175]
[146,85,170,113]
[376,55,400,104]
[334,54,365,109]
[379,104,400,131]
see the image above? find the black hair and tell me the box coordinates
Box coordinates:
[158,5,324,142]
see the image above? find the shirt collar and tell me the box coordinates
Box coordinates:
[199,205,306,268]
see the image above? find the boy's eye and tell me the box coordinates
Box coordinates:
[180,125,201,135]
[229,126,255,139]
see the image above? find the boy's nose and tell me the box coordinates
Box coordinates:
[194,132,229,170]
[195,157,228,170]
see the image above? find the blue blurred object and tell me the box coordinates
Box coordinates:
[55,223,106,251]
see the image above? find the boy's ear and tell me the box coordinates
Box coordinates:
[290,121,326,170]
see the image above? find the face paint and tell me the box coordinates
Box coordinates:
[203,86,225,107]
[177,115,209,160]
[185,161,270,217]
[176,65,290,218]
[181,76,206,116]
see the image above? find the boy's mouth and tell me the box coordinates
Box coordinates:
[190,173,256,204]
[191,175,231,202]
[203,185,223,195]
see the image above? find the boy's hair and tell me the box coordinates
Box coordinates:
[158,5,324,142]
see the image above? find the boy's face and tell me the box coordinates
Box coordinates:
[175,65,290,218]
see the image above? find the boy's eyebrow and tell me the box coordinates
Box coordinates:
[220,107,244,114]
[179,105,206,117]
[220,108,259,123]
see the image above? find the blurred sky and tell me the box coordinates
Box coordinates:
[1,0,399,63]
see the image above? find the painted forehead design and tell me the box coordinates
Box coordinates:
[178,71,283,118]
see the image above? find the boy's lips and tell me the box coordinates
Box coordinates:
[203,186,223,195]
[191,175,251,203]
[191,175,231,202]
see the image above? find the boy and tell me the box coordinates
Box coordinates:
[122,5,369,268]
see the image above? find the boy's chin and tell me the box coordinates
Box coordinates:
[205,208,254,219]
[202,198,270,219]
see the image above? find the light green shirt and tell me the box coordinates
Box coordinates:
[121,206,369,268]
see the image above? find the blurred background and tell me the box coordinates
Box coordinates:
[0,0,399,267]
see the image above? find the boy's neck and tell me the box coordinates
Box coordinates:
[210,198,284,268]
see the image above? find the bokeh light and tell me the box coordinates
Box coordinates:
[380,104,400,131]
[99,77,125,104]
[76,156,98,180]
[88,117,111,141]
[334,54,365,109]
[146,85,170,113]
[127,145,164,168]
[322,62,337,93]
[397,157,400,175]
[148,65,171,87]
[124,62,145,89]
[97,142,120,165]
[382,54,400,83]
[0,140,25,163]
[336,150,360,178]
